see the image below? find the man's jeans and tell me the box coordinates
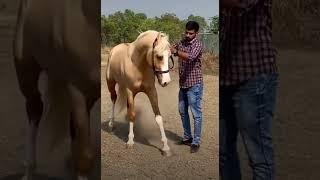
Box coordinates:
[220,74,278,180]
[178,83,203,145]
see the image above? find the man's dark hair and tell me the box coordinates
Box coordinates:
[186,21,200,32]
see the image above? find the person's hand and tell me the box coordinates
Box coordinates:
[170,47,177,54]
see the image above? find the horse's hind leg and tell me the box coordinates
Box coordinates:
[14,58,43,179]
[68,84,93,180]
[107,78,117,130]
[146,87,172,156]
[126,90,135,148]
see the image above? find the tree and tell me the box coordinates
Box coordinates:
[154,13,185,43]
[209,15,219,34]
[101,10,148,45]
[186,14,208,33]
[101,10,216,46]
[138,18,157,32]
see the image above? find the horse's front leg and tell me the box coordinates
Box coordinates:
[68,84,93,180]
[126,89,135,148]
[106,78,117,131]
[146,86,172,156]
[14,58,43,180]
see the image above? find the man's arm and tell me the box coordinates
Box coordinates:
[170,46,188,60]
[172,41,202,61]
[175,50,189,60]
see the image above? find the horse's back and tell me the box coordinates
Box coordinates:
[110,43,130,60]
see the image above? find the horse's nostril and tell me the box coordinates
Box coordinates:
[163,82,167,86]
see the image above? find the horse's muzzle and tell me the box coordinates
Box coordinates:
[161,82,168,87]
[156,73,171,87]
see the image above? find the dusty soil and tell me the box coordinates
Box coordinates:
[0,14,101,180]
[101,60,219,179]
[238,47,320,180]
[0,55,102,180]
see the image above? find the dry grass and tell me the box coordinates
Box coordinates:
[101,46,110,55]
[101,46,110,65]
[202,52,219,76]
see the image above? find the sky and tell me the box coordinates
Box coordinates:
[101,0,219,22]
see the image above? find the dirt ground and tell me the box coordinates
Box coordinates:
[0,15,101,180]
[0,53,101,180]
[101,61,219,179]
[238,47,320,180]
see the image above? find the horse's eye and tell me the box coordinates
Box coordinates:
[156,55,163,59]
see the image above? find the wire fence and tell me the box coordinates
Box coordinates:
[198,33,219,55]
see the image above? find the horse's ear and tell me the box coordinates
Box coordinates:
[153,33,161,48]
[153,38,158,48]
[157,32,162,39]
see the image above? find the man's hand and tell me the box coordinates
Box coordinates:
[170,47,179,57]
[170,47,177,55]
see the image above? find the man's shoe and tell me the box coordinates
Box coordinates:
[180,138,193,146]
[190,144,200,153]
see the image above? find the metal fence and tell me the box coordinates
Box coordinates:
[198,33,219,55]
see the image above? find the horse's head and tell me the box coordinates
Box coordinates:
[151,32,174,87]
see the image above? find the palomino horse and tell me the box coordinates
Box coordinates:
[13,0,100,179]
[107,30,174,156]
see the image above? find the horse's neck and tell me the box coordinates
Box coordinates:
[130,40,151,67]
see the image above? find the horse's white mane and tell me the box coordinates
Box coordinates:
[135,30,170,53]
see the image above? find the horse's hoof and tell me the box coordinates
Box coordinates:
[106,123,115,132]
[126,143,134,149]
[161,150,173,157]
[21,162,35,180]
[21,174,32,180]
[106,126,114,132]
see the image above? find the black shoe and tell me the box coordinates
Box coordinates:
[190,144,200,153]
[180,138,193,146]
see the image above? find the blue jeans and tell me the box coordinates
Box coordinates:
[220,74,278,180]
[178,83,203,145]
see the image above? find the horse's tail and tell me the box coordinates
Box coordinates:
[106,48,112,80]
[39,72,70,153]
[106,47,127,117]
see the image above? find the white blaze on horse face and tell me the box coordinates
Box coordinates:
[161,50,171,85]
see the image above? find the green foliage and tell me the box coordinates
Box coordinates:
[101,9,219,46]
[209,15,219,34]
[154,13,185,43]
[186,14,208,33]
